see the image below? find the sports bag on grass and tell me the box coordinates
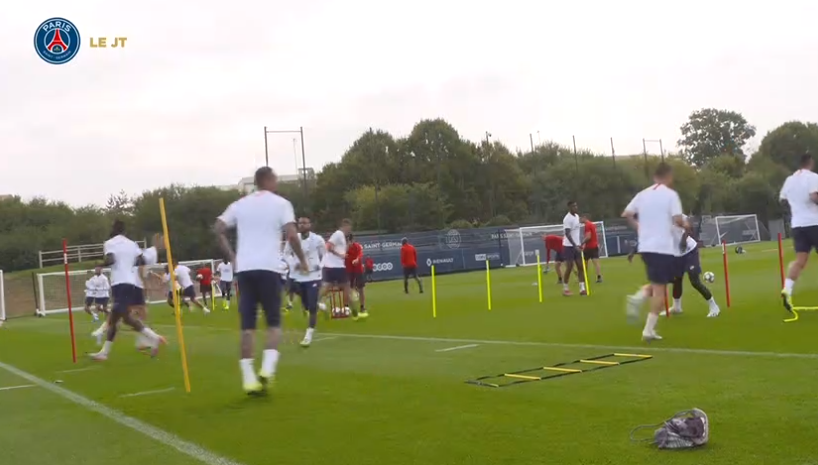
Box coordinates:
[630,408,709,449]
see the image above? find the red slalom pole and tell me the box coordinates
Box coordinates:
[62,239,77,363]
[778,233,785,288]
[722,240,731,308]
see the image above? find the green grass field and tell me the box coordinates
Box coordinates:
[2,241,818,465]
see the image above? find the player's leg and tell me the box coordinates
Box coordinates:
[686,248,720,317]
[257,271,283,389]
[335,269,360,319]
[403,267,410,293]
[354,272,368,315]
[562,248,575,294]
[84,297,98,320]
[555,252,564,284]
[640,253,674,341]
[235,272,263,393]
[670,275,683,314]
[286,278,296,310]
[300,280,320,347]
[782,226,816,312]
[224,281,233,309]
[412,268,423,293]
[544,248,552,273]
[626,283,652,323]
[186,287,210,313]
[574,253,587,295]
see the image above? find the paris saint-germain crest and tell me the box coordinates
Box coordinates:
[34,18,81,65]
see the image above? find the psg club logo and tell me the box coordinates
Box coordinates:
[34,18,81,65]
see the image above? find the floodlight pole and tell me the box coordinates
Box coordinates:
[264,126,309,202]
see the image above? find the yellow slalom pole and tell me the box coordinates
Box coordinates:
[536,251,543,303]
[159,197,192,393]
[431,265,437,318]
[485,260,492,311]
[580,250,591,296]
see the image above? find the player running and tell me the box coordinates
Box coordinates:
[320,219,363,319]
[669,218,720,317]
[288,216,325,346]
[400,238,423,294]
[196,264,214,307]
[83,271,99,321]
[580,216,603,283]
[346,234,367,314]
[216,258,234,310]
[214,166,307,395]
[174,260,210,314]
[622,163,688,342]
[93,266,111,316]
[561,201,586,296]
[90,220,166,361]
[779,154,818,313]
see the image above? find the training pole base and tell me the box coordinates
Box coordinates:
[466,353,653,388]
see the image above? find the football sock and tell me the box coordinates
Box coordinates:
[643,312,659,334]
[785,278,795,294]
[261,349,280,377]
[240,359,256,385]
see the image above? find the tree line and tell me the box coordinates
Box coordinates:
[1,108,815,272]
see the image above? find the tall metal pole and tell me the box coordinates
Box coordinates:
[529,133,534,152]
[642,138,649,182]
[299,127,308,203]
[572,135,578,173]
[263,126,269,167]
[659,139,665,161]
[610,137,616,168]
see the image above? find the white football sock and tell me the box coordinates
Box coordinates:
[579,282,586,291]
[240,358,256,385]
[673,298,682,309]
[305,328,315,340]
[563,283,569,291]
[92,321,108,336]
[785,278,795,293]
[261,349,280,377]
[643,312,659,334]
[140,327,160,342]
[708,297,717,307]
[100,340,113,355]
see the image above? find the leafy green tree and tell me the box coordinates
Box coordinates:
[678,108,756,167]
[755,121,818,171]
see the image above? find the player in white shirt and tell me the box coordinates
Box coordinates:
[216,259,234,310]
[668,217,720,317]
[214,167,307,395]
[561,201,587,296]
[320,219,363,319]
[174,260,210,314]
[92,266,111,315]
[622,163,688,342]
[153,265,190,312]
[779,154,818,313]
[83,271,99,321]
[91,220,166,361]
[287,216,326,346]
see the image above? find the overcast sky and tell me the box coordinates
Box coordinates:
[2,0,817,206]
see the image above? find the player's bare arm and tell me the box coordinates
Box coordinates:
[285,222,307,271]
[103,253,116,266]
[564,228,579,248]
[621,210,639,231]
[213,219,236,265]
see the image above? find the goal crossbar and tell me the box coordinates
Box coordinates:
[504,221,608,267]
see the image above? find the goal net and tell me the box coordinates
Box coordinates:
[36,259,220,316]
[699,214,762,247]
[504,221,608,267]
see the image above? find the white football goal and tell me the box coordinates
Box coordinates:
[36,259,221,316]
[699,214,761,247]
[504,221,608,267]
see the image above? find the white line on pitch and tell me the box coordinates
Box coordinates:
[0,384,35,392]
[325,332,818,360]
[312,336,339,343]
[120,387,175,398]
[436,344,479,352]
[57,367,99,374]
[0,360,246,465]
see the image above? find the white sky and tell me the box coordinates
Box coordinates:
[2,0,817,206]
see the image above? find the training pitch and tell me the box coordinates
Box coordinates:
[2,241,818,465]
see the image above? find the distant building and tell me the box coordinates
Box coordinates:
[227,168,316,194]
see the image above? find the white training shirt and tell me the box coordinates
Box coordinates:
[103,235,142,286]
[175,264,194,289]
[133,246,159,289]
[92,274,110,297]
[562,213,581,248]
[780,169,818,228]
[276,258,289,276]
[85,279,95,298]
[217,191,296,273]
[322,230,347,269]
[217,262,234,282]
[287,232,326,282]
[624,183,684,256]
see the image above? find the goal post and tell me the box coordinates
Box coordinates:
[36,259,220,316]
[714,214,761,246]
[504,221,608,267]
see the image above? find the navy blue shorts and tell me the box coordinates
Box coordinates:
[182,286,196,300]
[296,280,321,313]
[111,284,139,315]
[676,248,701,277]
[132,287,146,306]
[323,267,348,286]
[403,267,417,279]
[199,283,212,295]
[237,270,282,330]
[85,296,94,307]
[287,278,296,290]
[562,246,581,262]
[792,226,818,254]
[641,252,677,285]
[349,271,364,289]
[95,297,109,307]
[219,280,232,295]
[552,250,564,263]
